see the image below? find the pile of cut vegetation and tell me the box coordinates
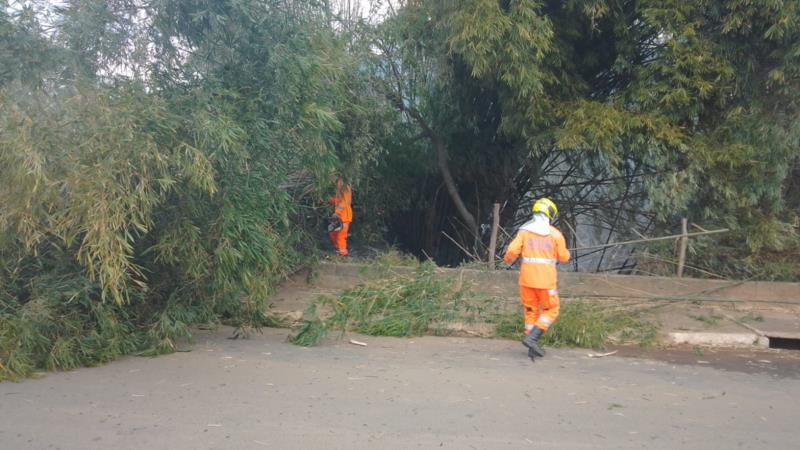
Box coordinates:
[290,262,658,349]
[290,263,483,346]
[492,301,659,349]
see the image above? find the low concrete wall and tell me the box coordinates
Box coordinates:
[668,332,769,348]
[312,263,800,304]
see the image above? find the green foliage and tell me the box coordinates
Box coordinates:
[0,255,224,380]
[688,313,723,327]
[492,301,658,349]
[740,312,764,323]
[0,0,384,380]
[369,249,420,268]
[491,313,526,341]
[289,303,330,347]
[1,84,215,305]
[290,263,479,346]
[0,3,62,86]
[362,0,799,274]
[1,265,139,381]
[548,0,800,270]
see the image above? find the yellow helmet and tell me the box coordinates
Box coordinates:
[532,198,558,219]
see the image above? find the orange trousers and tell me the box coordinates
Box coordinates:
[328,222,350,256]
[520,286,560,333]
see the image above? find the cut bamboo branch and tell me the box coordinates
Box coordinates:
[569,228,729,252]
[588,350,618,358]
[573,293,799,305]
[714,310,767,337]
[442,231,480,261]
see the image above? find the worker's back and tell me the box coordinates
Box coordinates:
[504,220,569,290]
[332,182,352,223]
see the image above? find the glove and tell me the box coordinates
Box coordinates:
[327,217,343,232]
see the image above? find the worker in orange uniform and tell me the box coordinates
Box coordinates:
[328,179,352,256]
[503,198,570,361]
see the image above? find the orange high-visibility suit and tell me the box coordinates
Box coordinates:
[328,180,352,256]
[503,220,570,333]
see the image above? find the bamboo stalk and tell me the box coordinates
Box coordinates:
[442,231,480,261]
[572,293,799,305]
[568,228,729,252]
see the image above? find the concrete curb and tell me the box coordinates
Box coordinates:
[668,332,769,348]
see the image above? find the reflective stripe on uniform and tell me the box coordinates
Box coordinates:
[521,257,557,265]
[538,317,553,325]
[548,289,558,295]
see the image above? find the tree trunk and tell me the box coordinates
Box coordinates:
[433,137,479,239]
[390,96,480,240]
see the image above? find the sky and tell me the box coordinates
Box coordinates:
[351,0,393,20]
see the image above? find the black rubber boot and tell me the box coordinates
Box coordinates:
[522,327,546,357]
[527,347,537,362]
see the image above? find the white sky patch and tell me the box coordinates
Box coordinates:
[343,0,394,21]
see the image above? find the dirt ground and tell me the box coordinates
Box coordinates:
[1,327,799,450]
[610,344,800,378]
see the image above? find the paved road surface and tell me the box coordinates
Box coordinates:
[1,328,798,450]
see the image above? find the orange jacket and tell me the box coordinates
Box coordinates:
[329,182,352,223]
[503,225,570,290]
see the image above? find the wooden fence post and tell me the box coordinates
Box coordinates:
[676,217,688,277]
[488,203,501,270]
